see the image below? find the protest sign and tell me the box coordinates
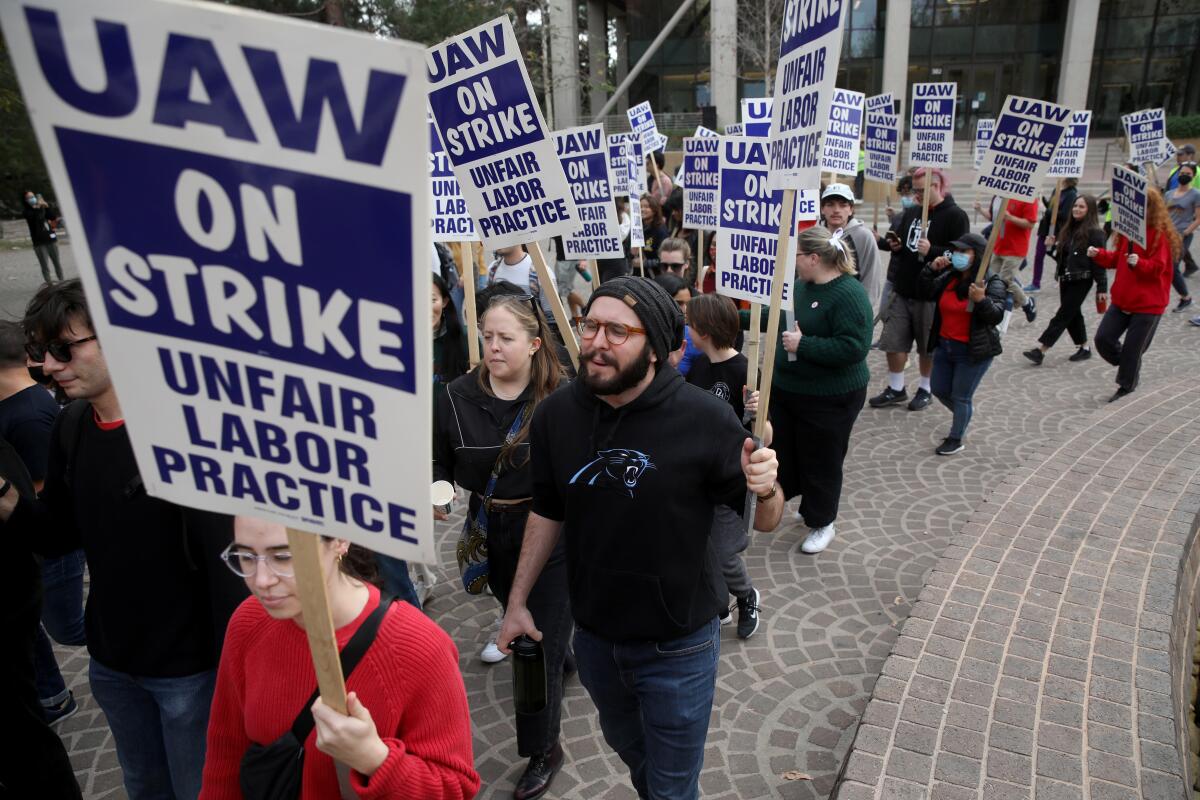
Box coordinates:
[864,111,900,184]
[973,119,994,169]
[1156,139,1177,168]
[907,82,957,167]
[695,125,720,138]
[724,122,745,136]
[1,0,435,572]
[683,136,720,231]
[1121,108,1166,166]
[866,92,894,116]
[428,16,577,250]
[627,138,645,275]
[975,95,1070,202]
[716,138,792,305]
[767,0,847,189]
[742,98,774,137]
[429,110,476,242]
[1047,111,1090,179]
[820,89,864,177]
[1111,165,1147,248]
[555,124,623,260]
[628,100,669,153]
[608,132,644,198]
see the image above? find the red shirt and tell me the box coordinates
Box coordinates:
[994,198,1038,257]
[1093,232,1174,314]
[200,584,480,800]
[938,277,971,343]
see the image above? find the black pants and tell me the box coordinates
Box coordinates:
[483,500,573,758]
[1094,306,1161,392]
[1038,278,1092,348]
[770,386,867,528]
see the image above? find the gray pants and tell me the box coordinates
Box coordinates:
[711,505,752,598]
[995,254,1026,307]
[34,242,63,283]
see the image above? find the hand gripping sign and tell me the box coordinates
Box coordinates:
[1111,165,1148,248]
[683,136,720,231]
[820,89,865,177]
[427,16,577,251]
[555,124,623,260]
[975,95,1071,202]
[429,110,477,241]
[907,82,957,168]
[767,0,847,190]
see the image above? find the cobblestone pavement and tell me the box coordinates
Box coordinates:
[26,239,1200,799]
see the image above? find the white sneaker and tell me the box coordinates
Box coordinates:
[800,524,835,554]
[480,641,507,664]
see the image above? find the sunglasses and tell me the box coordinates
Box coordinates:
[25,335,97,364]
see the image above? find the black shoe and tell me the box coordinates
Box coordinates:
[1023,297,1037,323]
[935,437,964,456]
[1109,387,1133,403]
[44,692,78,729]
[736,589,760,640]
[1068,347,1092,362]
[869,386,908,408]
[907,388,932,411]
[513,743,564,800]
[1022,348,1044,365]
[1186,265,1199,277]
[1173,297,1194,312]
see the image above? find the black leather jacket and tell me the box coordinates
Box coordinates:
[918,266,1007,362]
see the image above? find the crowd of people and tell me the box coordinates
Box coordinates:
[7,139,1197,800]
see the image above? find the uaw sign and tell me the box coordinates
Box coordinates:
[975,95,1070,202]
[717,137,791,305]
[1,0,436,560]
[1047,111,1091,179]
[555,124,623,260]
[1121,108,1166,165]
[1111,165,1147,248]
[429,110,475,241]
[908,82,956,167]
[683,136,719,231]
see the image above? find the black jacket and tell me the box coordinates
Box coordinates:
[889,196,970,299]
[1053,227,1107,290]
[1038,186,1078,237]
[530,364,747,641]
[433,370,535,499]
[918,267,1007,362]
[21,203,58,246]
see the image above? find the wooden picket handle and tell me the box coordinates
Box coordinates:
[744,302,762,411]
[1048,179,1063,239]
[973,197,1009,286]
[457,242,480,368]
[696,229,707,291]
[754,188,796,440]
[528,244,580,369]
[920,178,932,235]
[286,528,347,715]
[590,259,600,291]
[636,245,645,277]
[649,154,664,198]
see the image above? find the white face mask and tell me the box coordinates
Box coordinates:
[26,196,37,206]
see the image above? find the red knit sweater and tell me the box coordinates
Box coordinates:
[199,585,480,799]
[1093,232,1174,314]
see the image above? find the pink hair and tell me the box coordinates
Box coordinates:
[913,167,950,195]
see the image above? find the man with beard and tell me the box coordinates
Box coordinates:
[497,277,782,799]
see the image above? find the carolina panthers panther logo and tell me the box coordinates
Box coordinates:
[569,448,655,497]
[905,217,924,252]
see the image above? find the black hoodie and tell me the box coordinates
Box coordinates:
[889,195,970,300]
[530,364,748,641]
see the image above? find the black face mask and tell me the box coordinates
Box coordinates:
[1180,174,1194,185]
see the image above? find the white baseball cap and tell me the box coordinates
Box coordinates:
[822,183,856,204]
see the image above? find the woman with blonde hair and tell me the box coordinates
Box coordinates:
[772,226,873,554]
[433,294,572,799]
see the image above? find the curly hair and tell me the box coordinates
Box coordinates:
[1145,187,1183,263]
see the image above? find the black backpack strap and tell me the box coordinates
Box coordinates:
[290,593,395,743]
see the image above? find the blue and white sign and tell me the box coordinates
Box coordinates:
[741,98,774,137]
[864,110,899,184]
[717,137,791,304]
[975,95,1070,202]
[429,110,476,242]
[694,125,720,139]
[683,136,720,231]
[1047,111,1091,179]
[973,118,994,169]
[428,16,576,250]
[608,132,644,198]
[768,0,847,189]
[0,0,434,560]
[820,88,864,176]
[907,82,957,167]
[1111,165,1147,248]
[555,125,623,260]
[628,100,668,153]
[866,92,897,118]
[1121,107,1166,165]
[724,122,745,136]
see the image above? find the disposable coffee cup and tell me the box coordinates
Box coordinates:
[431,481,455,514]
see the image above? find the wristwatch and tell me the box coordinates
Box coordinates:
[756,484,777,502]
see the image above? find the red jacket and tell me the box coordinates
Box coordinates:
[200,585,479,800]
[1092,232,1174,315]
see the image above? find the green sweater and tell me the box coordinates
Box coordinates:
[740,274,873,396]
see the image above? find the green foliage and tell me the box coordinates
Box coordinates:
[0,31,52,219]
[1166,114,1200,139]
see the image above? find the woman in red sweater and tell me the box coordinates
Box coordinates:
[1088,187,1182,402]
[199,517,480,799]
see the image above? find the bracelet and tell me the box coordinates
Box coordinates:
[756,484,777,502]
[0,479,10,498]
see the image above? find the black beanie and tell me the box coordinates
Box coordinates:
[583,276,684,363]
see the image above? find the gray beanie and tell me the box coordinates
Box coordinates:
[583,276,684,363]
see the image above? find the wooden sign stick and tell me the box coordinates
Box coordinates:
[286,528,347,714]
[649,155,664,198]
[1048,179,1063,239]
[696,229,707,291]
[973,197,1009,288]
[528,244,580,369]
[457,242,480,368]
[590,259,600,291]
[920,178,932,235]
[636,245,645,277]
[754,187,796,440]
[743,303,762,426]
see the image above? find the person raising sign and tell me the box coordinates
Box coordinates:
[199,518,479,799]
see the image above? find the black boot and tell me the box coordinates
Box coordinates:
[513,742,564,800]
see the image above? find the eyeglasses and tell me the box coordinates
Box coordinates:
[579,318,648,345]
[220,543,294,578]
[25,335,97,364]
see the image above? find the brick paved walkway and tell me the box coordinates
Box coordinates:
[41,243,1200,799]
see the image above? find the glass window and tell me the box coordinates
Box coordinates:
[850,30,878,59]
[933,26,974,56]
[909,27,933,58]
[911,0,934,27]
[935,0,974,27]
[1106,16,1154,49]
[851,0,878,29]
[1154,15,1200,47]
[974,25,1017,55]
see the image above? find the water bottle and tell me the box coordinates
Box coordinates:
[511,636,547,714]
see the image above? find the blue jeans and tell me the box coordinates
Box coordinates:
[574,618,720,800]
[89,659,215,800]
[931,339,993,440]
[1174,233,1194,297]
[33,549,87,706]
[375,554,422,609]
